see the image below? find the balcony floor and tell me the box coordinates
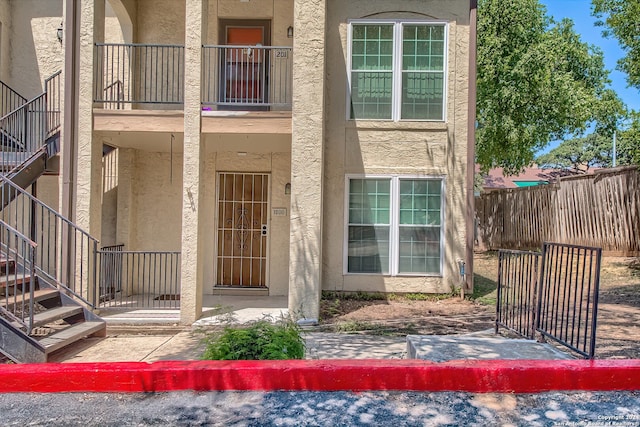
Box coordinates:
[93,108,292,135]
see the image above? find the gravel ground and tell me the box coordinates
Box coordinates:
[1,391,639,426]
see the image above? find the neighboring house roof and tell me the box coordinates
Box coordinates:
[479,166,597,190]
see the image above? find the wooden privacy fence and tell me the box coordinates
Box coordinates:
[476,166,640,254]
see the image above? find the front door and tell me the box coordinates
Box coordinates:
[216,173,269,287]
[221,20,271,105]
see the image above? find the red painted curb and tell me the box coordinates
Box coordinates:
[1,359,639,393]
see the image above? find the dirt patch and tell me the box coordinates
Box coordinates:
[320,296,494,336]
[319,252,640,359]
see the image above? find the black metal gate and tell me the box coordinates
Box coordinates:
[496,242,602,359]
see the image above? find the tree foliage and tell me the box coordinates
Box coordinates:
[537,133,616,171]
[537,112,640,170]
[592,0,640,89]
[617,112,640,165]
[477,0,625,174]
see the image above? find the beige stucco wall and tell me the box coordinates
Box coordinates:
[0,0,9,81]
[8,0,63,97]
[136,0,185,44]
[77,0,469,319]
[209,149,291,296]
[322,0,470,294]
[206,0,293,47]
[104,1,125,44]
[131,150,184,251]
[101,134,291,296]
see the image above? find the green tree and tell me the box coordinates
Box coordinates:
[617,112,640,165]
[592,0,640,89]
[537,112,640,170]
[477,0,625,174]
[537,133,616,172]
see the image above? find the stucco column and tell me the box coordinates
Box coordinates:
[180,0,207,324]
[72,0,104,304]
[288,0,327,322]
[76,0,104,234]
[116,148,135,249]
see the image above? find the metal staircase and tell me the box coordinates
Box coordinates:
[0,73,106,363]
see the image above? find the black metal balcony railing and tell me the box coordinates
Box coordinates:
[94,43,185,106]
[202,45,292,108]
[94,44,293,110]
[97,247,181,309]
[496,242,602,359]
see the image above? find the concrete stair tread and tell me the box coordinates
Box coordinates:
[1,288,58,308]
[40,321,106,354]
[31,306,84,329]
[0,274,33,287]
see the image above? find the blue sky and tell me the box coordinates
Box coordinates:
[536,0,638,154]
[540,0,639,112]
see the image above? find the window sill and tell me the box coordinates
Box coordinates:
[343,273,443,278]
[345,120,449,131]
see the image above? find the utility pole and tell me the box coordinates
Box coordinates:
[613,131,617,167]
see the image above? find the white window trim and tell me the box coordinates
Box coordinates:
[343,174,446,277]
[346,19,449,122]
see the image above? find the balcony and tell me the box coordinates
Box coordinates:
[94,43,292,111]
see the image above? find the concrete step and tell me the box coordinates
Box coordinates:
[0,288,58,309]
[31,305,84,329]
[40,321,107,354]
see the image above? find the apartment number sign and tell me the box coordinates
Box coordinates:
[275,49,289,59]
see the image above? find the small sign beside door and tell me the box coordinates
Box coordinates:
[272,208,287,217]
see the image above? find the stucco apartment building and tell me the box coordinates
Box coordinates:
[0,0,475,328]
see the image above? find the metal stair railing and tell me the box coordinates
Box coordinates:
[0,81,27,118]
[0,71,99,310]
[0,71,61,174]
[0,219,37,335]
[0,176,99,309]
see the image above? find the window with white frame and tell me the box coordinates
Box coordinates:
[348,21,447,121]
[346,176,443,275]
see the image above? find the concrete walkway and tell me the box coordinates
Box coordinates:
[16,299,638,426]
[58,295,573,363]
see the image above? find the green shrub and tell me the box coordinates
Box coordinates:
[202,318,305,360]
[321,291,387,301]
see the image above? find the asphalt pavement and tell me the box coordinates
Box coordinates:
[1,390,639,426]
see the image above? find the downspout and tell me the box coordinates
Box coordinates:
[61,0,79,285]
[464,0,478,298]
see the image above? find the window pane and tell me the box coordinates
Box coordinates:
[348,179,391,273]
[348,179,391,225]
[397,179,442,274]
[351,24,394,119]
[403,25,445,72]
[398,226,441,274]
[401,24,445,120]
[350,71,393,119]
[351,24,394,72]
[348,225,390,273]
[399,179,441,226]
[401,72,444,120]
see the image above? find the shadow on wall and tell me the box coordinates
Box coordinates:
[289,198,323,319]
[7,1,63,97]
